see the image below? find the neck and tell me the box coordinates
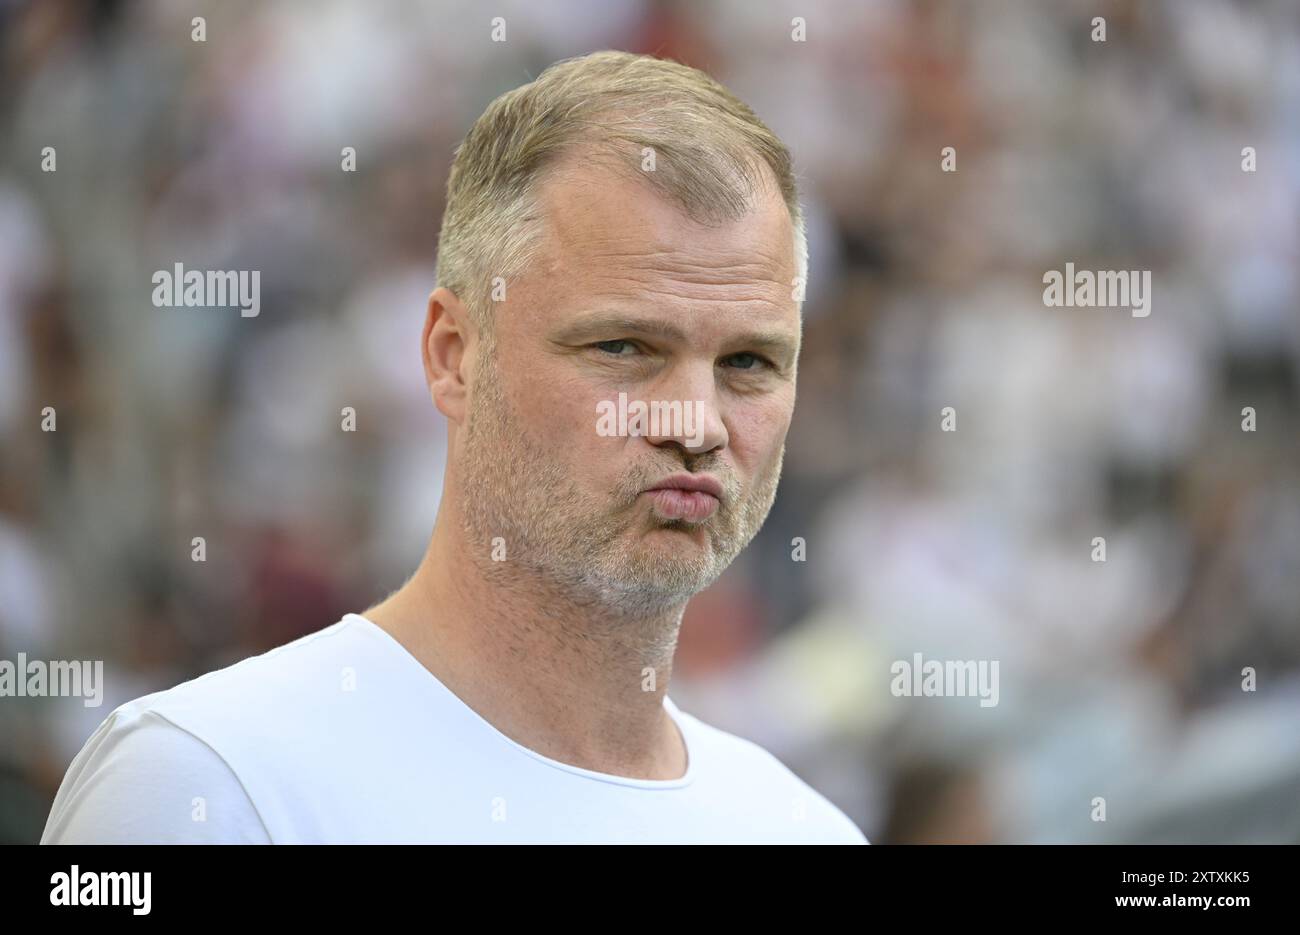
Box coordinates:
[364,493,689,781]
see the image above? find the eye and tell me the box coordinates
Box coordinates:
[592,339,638,356]
[721,352,773,371]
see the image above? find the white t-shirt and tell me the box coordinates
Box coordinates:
[41,614,868,844]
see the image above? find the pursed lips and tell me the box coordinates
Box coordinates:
[641,473,723,522]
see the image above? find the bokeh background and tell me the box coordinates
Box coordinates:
[2,0,1298,843]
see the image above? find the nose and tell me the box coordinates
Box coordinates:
[639,366,728,456]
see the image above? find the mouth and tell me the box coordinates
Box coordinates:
[641,473,724,522]
[641,488,718,522]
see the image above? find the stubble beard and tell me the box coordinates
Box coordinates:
[457,343,784,621]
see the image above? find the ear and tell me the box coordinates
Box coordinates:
[423,286,472,424]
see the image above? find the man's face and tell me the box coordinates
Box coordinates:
[458,159,800,616]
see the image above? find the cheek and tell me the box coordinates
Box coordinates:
[727,395,793,474]
[514,364,609,463]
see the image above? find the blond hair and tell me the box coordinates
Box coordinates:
[435,50,807,331]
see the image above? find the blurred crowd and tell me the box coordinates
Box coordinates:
[1,0,1298,843]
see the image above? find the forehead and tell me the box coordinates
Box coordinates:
[519,156,798,326]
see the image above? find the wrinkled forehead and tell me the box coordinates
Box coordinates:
[504,157,799,348]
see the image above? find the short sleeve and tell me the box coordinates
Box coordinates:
[41,708,272,844]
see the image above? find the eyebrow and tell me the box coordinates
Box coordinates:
[551,315,799,364]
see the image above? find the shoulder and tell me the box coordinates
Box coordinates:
[671,702,870,844]
[42,617,370,844]
[41,706,271,843]
[135,616,370,725]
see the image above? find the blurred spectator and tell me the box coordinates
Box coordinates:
[1,0,1297,843]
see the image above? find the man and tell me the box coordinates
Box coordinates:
[42,51,867,844]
